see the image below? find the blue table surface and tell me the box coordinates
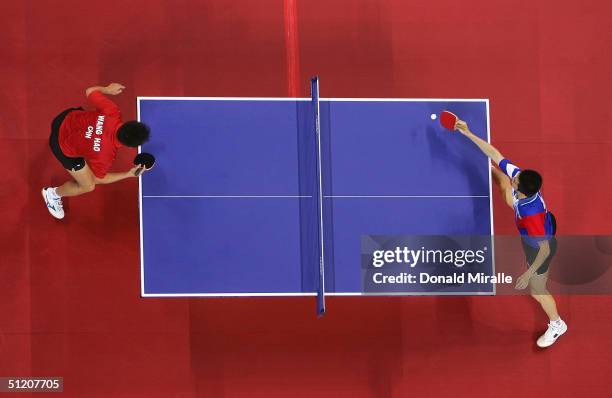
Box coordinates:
[139,99,493,296]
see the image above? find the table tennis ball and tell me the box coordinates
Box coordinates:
[430,114,437,120]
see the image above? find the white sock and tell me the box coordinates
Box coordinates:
[551,317,563,326]
[48,187,61,199]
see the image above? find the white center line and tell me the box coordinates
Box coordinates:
[142,195,313,198]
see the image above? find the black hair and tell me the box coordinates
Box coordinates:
[517,169,542,197]
[117,121,150,147]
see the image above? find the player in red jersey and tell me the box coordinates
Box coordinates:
[43,83,150,219]
[455,119,567,348]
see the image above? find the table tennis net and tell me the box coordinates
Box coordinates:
[311,77,326,315]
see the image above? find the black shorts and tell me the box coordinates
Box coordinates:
[521,212,557,275]
[49,107,86,172]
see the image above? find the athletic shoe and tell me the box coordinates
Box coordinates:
[42,187,64,219]
[537,320,567,348]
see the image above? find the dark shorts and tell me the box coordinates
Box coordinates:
[521,212,557,275]
[49,107,86,172]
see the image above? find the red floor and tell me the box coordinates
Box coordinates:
[1,1,611,397]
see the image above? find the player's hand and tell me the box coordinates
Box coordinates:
[455,120,471,135]
[128,165,145,177]
[105,83,126,95]
[514,270,533,290]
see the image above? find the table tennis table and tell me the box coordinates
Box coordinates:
[138,81,494,309]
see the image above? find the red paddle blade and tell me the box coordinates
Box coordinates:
[440,111,458,130]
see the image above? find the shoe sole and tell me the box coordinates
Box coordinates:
[41,188,65,220]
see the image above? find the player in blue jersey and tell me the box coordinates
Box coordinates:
[454,119,567,348]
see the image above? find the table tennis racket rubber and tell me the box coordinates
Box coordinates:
[440,110,458,130]
[133,152,156,176]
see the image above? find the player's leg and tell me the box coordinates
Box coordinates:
[55,164,96,197]
[529,254,567,348]
[529,272,559,320]
[42,164,96,219]
[528,237,560,319]
[44,108,97,218]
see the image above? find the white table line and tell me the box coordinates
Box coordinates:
[142,195,489,198]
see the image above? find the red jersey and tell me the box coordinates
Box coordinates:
[58,91,124,178]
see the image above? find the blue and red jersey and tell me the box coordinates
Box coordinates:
[498,159,555,248]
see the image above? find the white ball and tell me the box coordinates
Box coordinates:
[430,113,437,120]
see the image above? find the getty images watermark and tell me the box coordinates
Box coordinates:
[361,236,498,294]
[361,235,612,295]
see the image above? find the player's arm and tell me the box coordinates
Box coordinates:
[94,166,143,184]
[85,83,125,97]
[455,120,504,165]
[515,239,551,289]
[491,166,513,208]
[527,240,551,275]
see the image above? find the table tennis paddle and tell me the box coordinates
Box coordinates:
[439,110,458,130]
[133,152,156,176]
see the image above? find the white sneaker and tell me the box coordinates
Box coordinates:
[42,188,64,219]
[537,320,567,348]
